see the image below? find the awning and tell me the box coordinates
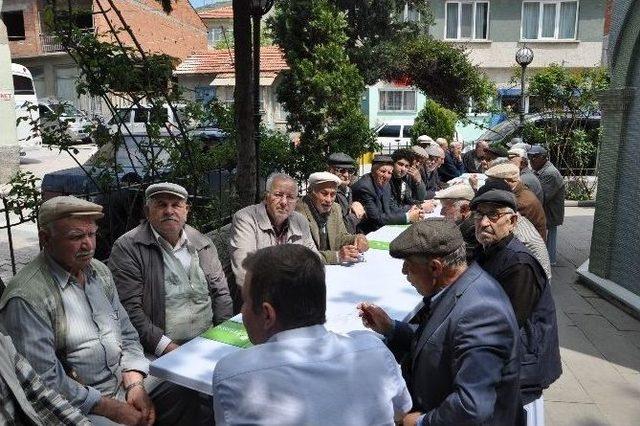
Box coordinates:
[210,73,276,87]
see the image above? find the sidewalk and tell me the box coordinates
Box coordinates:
[546,207,640,425]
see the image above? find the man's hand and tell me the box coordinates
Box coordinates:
[407,206,421,223]
[91,396,146,426]
[402,411,425,426]
[357,302,393,336]
[127,386,156,426]
[350,201,366,219]
[354,234,369,253]
[420,200,436,214]
[338,244,360,263]
[468,174,479,191]
[408,166,422,183]
[162,342,180,355]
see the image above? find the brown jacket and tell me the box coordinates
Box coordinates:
[514,182,547,241]
[295,200,356,264]
[108,221,233,354]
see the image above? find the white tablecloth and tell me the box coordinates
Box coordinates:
[150,226,424,395]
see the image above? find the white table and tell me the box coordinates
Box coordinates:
[150,225,424,395]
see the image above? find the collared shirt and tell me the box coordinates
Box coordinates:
[0,255,148,415]
[0,333,90,425]
[150,225,191,271]
[213,325,412,425]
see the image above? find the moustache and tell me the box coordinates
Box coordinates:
[75,250,94,259]
[161,217,178,222]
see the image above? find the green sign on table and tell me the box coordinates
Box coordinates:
[201,320,252,348]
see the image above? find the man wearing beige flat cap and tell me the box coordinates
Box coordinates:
[508,146,544,203]
[296,172,369,264]
[485,163,547,241]
[0,196,201,425]
[434,184,477,260]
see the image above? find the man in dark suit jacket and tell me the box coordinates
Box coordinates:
[358,219,522,425]
[352,155,421,234]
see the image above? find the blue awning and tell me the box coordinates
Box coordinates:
[497,88,521,97]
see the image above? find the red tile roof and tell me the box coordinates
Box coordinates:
[198,5,233,19]
[174,46,288,75]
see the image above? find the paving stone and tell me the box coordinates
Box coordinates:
[545,357,592,404]
[586,298,640,331]
[551,277,599,315]
[545,401,610,426]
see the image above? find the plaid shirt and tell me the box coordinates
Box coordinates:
[0,335,89,425]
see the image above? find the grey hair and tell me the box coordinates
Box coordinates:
[450,141,462,149]
[488,157,510,168]
[440,244,467,268]
[265,173,296,193]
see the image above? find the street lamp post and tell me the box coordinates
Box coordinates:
[515,46,534,125]
[250,0,274,203]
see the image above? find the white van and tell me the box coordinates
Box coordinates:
[12,63,41,155]
[374,121,414,152]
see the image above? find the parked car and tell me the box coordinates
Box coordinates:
[106,104,188,134]
[374,122,414,150]
[38,99,93,144]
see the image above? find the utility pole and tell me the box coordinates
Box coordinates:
[0,0,20,184]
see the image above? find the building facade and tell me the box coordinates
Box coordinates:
[1,0,207,117]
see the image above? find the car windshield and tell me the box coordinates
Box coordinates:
[85,136,170,172]
[477,120,517,142]
[49,103,84,117]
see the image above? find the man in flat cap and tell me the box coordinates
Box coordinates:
[508,146,544,203]
[485,163,547,240]
[439,141,466,183]
[389,148,430,209]
[352,155,422,234]
[418,144,445,199]
[296,172,369,264]
[416,134,435,148]
[108,182,233,362]
[463,139,489,173]
[471,188,561,418]
[230,173,319,287]
[358,219,521,425]
[484,142,509,164]
[434,184,477,261]
[528,145,565,266]
[0,196,200,424]
[326,152,366,234]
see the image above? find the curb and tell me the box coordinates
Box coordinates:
[565,200,595,207]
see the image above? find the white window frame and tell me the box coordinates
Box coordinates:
[401,2,421,22]
[444,1,491,41]
[520,1,579,41]
[379,89,417,112]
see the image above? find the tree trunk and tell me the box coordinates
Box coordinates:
[233,0,256,207]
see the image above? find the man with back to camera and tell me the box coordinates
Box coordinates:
[212,244,412,425]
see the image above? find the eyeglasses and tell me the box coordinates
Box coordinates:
[334,167,355,175]
[270,192,298,203]
[473,210,513,222]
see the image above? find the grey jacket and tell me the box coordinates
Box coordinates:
[535,161,566,226]
[230,203,319,287]
[108,221,233,354]
[521,167,544,204]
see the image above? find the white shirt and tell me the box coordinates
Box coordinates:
[212,325,411,426]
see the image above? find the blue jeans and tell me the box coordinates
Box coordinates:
[546,225,558,265]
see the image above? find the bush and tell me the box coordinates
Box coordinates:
[411,99,458,143]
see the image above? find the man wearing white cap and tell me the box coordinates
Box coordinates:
[0,196,199,424]
[296,172,369,264]
[508,146,544,203]
[422,144,445,198]
[434,184,477,260]
[108,182,233,359]
[416,134,435,147]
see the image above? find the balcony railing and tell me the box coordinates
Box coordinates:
[39,29,94,54]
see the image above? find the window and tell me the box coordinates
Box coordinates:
[521,1,578,40]
[208,27,225,45]
[2,11,26,40]
[13,75,35,95]
[377,125,401,138]
[379,90,416,111]
[445,1,489,40]
[402,125,413,138]
[398,2,421,22]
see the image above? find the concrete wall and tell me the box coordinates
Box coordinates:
[0,0,19,184]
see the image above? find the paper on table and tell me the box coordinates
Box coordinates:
[201,320,252,348]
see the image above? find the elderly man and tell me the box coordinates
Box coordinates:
[416,134,435,148]
[359,219,521,425]
[390,148,428,208]
[471,188,562,419]
[416,144,445,199]
[352,155,422,234]
[439,140,465,182]
[463,140,489,173]
[434,184,477,260]
[326,152,366,234]
[0,196,200,424]
[485,163,547,240]
[108,183,233,358]
[213,244,412,425]
[528,145,565,266]
[296,172,369,264]
[508,146,544,203]
[230,173,318,287]
[435,137,449,151]
[0,330,89,425]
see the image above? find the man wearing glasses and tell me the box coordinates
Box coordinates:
[326,153,366,234]
[471,187,561,424]
[230,173,319,288]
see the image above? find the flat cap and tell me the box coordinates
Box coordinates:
[308,171,341,188]
[39,196,104,227]
[411,145,429,159]
[145,182,188,200]
[372,154,394,165]
[470,188,518,212]
[327,152,356,169]
[485,163,520,180]
[507,147,527,158]
[434,184,475,201]
[485,143,509,158]
[527,145,547,156]
[508,137,523,147]
[425,144,445,159]
[389,218,465,259]
[416,135,434,146]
